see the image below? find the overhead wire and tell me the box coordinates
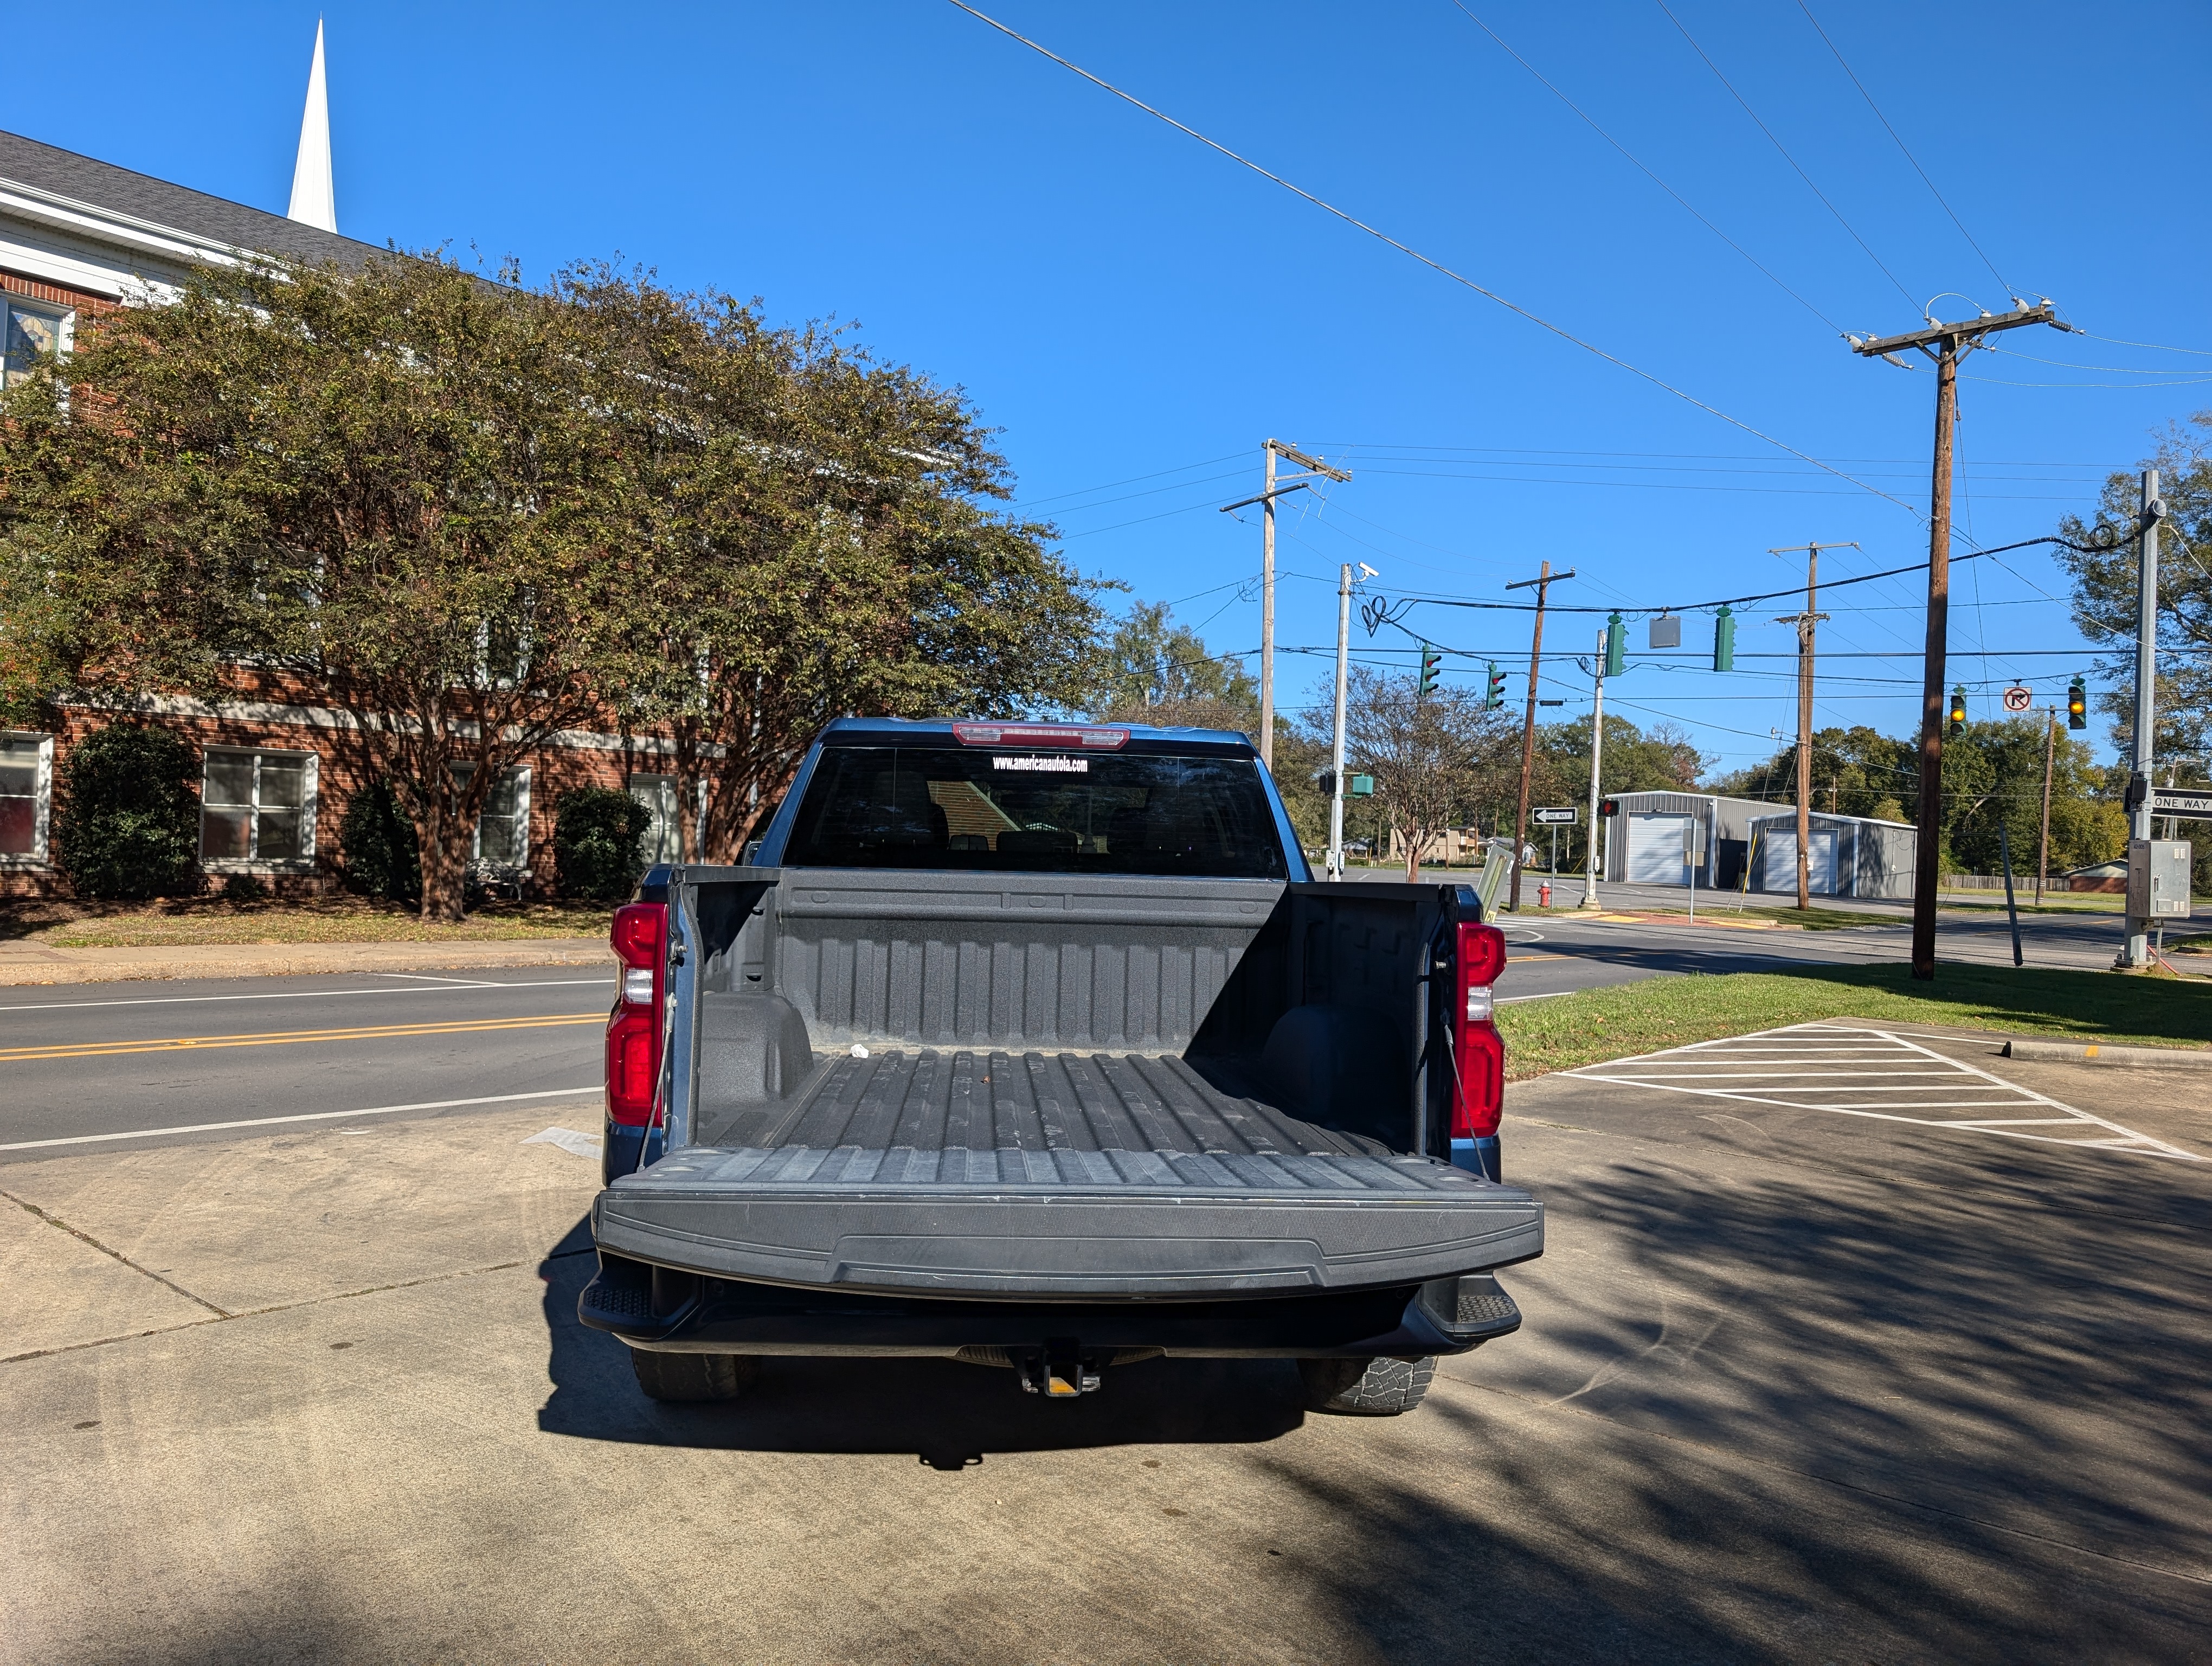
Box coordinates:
[1791,0,2014,299]
[942,0,1927,522]
[1448,2,1844,334]
[1651,0,1919,310]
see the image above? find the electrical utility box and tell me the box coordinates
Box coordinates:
[2128,839,2193,919]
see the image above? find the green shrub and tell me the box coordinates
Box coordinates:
[339,777,421,903]
[554,786,652,901]
[53,724,204,900]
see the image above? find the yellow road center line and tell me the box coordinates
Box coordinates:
[0,1013,605,1065]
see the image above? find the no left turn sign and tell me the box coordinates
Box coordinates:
[2002,685,2033,713]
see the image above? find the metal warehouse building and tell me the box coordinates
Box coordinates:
[1599,791,1917,901]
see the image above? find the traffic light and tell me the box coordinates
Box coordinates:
[1604,612,1625,678]
[2068,675,2087,731]
[1712,605,1734,673]
[1599,796,1620,818]
[1483,662,1506,709]
[1948,685,1967,735]
[1418,643,1442,697]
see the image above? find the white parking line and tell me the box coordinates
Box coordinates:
[1567,1022,2201,1162]
[0,1087,602,1152]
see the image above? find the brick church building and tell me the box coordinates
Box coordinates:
[0,62,694,899]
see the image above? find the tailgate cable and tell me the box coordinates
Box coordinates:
[634,941,682,1176]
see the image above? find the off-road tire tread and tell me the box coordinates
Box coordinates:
[628,1349,757,1402]
[1298,1355,1435,1415]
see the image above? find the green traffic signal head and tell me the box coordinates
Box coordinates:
[1604,612,1625,678]
[2067,676,2087,730]
[1712,605,1735,674]
[1483,661,1505,709]
[1948,685,1967,734]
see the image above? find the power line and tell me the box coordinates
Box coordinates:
[1009,451,1245,511]
[1652,0,1919,310]
[942,0,1926,522]
[2082,332,2212,358]
[1449,2,1843,334]
[1791,0,2014,299]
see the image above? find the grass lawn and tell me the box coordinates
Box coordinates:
[1,895,613,949]
[1497,962,2212,1080]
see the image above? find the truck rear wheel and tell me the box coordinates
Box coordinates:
[1298,1355,1435,1416]
[628,1349,757,1402]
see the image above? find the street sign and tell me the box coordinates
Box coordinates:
[1531,806,1579,825]
[2001,685,2033,713]
[2151,786,2212,822]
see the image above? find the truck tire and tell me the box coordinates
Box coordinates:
[1297,1355,1435,1416]
[628,1349,757,1402]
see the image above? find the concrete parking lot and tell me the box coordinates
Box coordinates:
[4,1013,2208,1664]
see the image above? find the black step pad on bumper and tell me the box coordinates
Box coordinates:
[593,1145,1542,1297]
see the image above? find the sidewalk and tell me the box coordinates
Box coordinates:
[0,936,612,986]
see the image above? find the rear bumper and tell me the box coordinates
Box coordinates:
[578,1255,1523,1360]
[590,1145,1542,1299]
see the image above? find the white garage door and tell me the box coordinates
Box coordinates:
[1760,829,1840,895]
[1626,813,1694,886]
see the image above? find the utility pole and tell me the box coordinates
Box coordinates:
[2123,467,2164,969]
[1850,301,2070,979]
[1583,623,1606,909]
[1237,440,1350,771]
[1327,561,1376,882]
[1770,542,1849,911]
[2035,706,2056,906]
[1505,562,1574,911]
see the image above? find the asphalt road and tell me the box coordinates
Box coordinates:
[0,970,614,1158]
[5,1021,2206,1662]
[0,890,2171,1160]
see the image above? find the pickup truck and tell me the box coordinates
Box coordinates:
[578,717,1542,1416]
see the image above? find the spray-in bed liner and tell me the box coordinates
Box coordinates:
[594,1049,1542,1297]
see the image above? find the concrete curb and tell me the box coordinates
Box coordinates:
[0,937,612,986]
[2002,1036,2212,1069]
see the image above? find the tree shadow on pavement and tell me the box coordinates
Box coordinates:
[532,1216,1304,1471]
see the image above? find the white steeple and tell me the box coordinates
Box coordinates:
[286,19,336,233]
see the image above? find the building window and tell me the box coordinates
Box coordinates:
[3,298,70,388]
[1,733,55,863]
[631,772,704,864]
[452,765,531,867]
[200,747,317,866]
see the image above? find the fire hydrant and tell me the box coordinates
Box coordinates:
[1539,881,1552,909]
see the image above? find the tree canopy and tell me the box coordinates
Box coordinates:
[0,252,1101,917]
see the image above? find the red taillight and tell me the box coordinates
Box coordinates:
[1451,920,1508,1158]
[606,902,667,1127]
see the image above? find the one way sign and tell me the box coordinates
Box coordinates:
[1531,806,1579,825]
[2151,786,2212,822]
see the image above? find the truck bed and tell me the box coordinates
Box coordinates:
[592,1045,1542,1298]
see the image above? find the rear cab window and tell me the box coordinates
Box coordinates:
[782,738,1290,879]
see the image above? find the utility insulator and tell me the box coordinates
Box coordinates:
[1604,612,1625,679]
[1712,605,1735,674]
[1418,643,1442,697]
[1948,685,1967,735]
[2067,676,2087,731]
[1483,662,1506,709]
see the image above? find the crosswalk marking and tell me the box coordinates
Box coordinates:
[1565,1022,2202,1162]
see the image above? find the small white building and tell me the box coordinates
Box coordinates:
[1600,791,1917,901]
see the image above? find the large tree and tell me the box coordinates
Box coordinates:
[0,253,1102,911]
[0,252,654,919]
[1334,667,1518,880]
[565,267,1102,861]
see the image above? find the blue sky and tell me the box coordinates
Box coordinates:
[11,2,2210,774]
